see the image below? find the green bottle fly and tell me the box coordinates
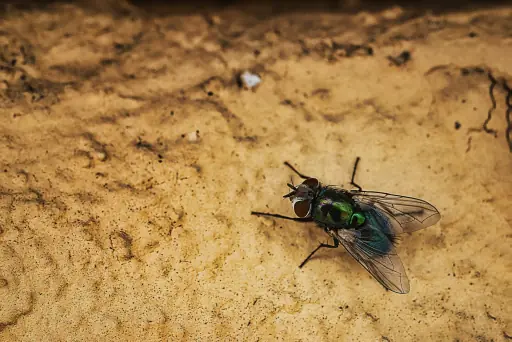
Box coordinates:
[252,158,441,294]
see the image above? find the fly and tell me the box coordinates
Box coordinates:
[251,157,441,294]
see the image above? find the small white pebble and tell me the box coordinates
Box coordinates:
[240,71,261,89]
[187,131,199,142]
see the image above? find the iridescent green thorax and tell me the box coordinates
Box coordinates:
[312,187,365,228]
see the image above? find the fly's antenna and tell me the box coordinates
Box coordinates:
[283,192,295,198]
[283,183,297,198]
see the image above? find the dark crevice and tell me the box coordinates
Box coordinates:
[332,42,373,57]
[486,311,497,320]
[480,72,498,137]
[462,69,512,153]
[467,72,498,145]
[503,80,512,152]
[134,137,156,152]
[466,136,472,153]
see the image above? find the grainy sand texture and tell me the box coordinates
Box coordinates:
[0,1,511,341]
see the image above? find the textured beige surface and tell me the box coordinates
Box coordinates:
[0,3,511,341]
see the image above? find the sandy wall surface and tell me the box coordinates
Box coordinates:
[0,2,511,341]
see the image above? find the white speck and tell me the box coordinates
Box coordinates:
[240,71,261,89]
[188,130,199,142]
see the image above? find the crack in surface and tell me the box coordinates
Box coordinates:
[465,71,507,153]
[503,80,512,152]
[466,136,472,153]
[483,73,499,137]
[469,72,498,137]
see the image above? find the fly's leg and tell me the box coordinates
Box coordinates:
[284,162,311,179]
[299,238,340,268]
[251,211,312,222]
[350,157,363,192]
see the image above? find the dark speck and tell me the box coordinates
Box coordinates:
[135,138,153,151]
[170,111,174,116]
[100,58,117,66]
[387,51,411,66]
[181,134,185,138]
[114,42,132,54]
[254,49,260,56]
[207,91,214,96]
[468,32,478,38]
[455,121,461,130]
[218,39,230,49]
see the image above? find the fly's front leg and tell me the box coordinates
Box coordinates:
[251,211,312,222]
[283,162,312,179]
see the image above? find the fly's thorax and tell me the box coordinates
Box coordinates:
[312,198,353,226]
[311,187,366,228]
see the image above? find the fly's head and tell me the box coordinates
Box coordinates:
[283,178,320,218]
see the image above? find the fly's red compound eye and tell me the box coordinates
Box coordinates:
[293,199,312,218]
[302,178,319,189]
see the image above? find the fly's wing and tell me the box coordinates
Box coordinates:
[348,190,441,234]
[332,226,410,294]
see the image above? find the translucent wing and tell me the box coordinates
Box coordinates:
[331,224,410,294]
[349,190,441,234]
